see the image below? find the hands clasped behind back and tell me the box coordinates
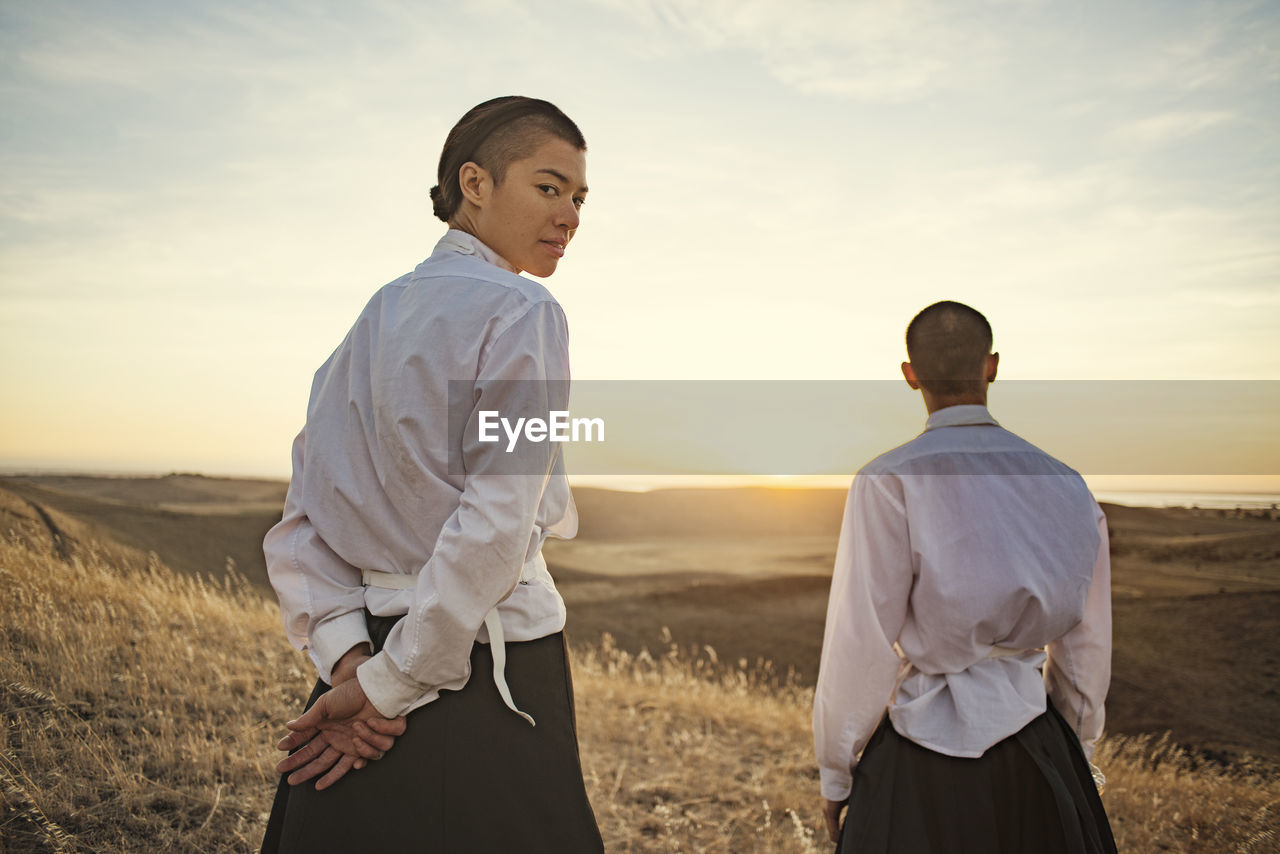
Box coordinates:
[275,646,408,790]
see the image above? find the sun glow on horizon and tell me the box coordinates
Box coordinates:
[1,1,1276,478]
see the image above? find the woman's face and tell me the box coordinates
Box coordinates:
[472,136,588,278]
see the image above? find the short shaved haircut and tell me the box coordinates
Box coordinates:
[431,96,586,222]
[905,301,993,397]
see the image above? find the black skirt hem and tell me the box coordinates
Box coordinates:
[838,703,1117,854]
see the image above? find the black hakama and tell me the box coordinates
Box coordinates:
[837,704,1117,854]
[262,614,603,853]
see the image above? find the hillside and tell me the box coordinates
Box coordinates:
[4,476,1280,766]
[1,516,1277,851]
[0,475,283,589]
[0,478,847,589]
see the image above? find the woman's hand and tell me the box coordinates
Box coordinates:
[276,645,407,790]
[329,643,371,687]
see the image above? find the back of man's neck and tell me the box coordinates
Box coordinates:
[922,394,988,414]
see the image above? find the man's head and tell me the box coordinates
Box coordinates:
[431,96,588,277]
[901,300,999,412]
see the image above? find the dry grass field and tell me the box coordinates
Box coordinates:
[2,481,1279,852]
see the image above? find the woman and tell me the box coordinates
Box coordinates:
[814,301,1117,853]
[261,96,603,853]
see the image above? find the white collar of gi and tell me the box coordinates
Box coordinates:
[924,404,1000,432]
[433,228,519,274]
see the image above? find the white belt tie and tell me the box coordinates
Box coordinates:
[482,606,534,726]
[360,558,541,727]
[986,645,1042,659]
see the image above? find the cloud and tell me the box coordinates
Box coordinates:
[1114,1,1280,95]
[1106,110,1236,149]
[589,0,1011,102]
[10,9,264,92]
[5,1,460,98]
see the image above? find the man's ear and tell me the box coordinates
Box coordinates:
[986,352,999,384]
[458,161,492,207]
[901,361,921,390]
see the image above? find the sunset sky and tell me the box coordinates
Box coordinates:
[2,1,1277,493]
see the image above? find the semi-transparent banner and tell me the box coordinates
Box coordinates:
[447,380,1280,476]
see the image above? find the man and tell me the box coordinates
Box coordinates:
[814,301,1116,853]
[261,97,603,852]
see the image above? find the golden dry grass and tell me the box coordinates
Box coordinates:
[1,531,1277,852]
[0,532,307,851]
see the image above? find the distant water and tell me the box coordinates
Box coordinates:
[1093,491,1280,510]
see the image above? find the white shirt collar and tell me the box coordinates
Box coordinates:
[433,228,518,274]
[924,404,1000,432]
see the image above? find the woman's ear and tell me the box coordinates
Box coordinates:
[458,161,491,207]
